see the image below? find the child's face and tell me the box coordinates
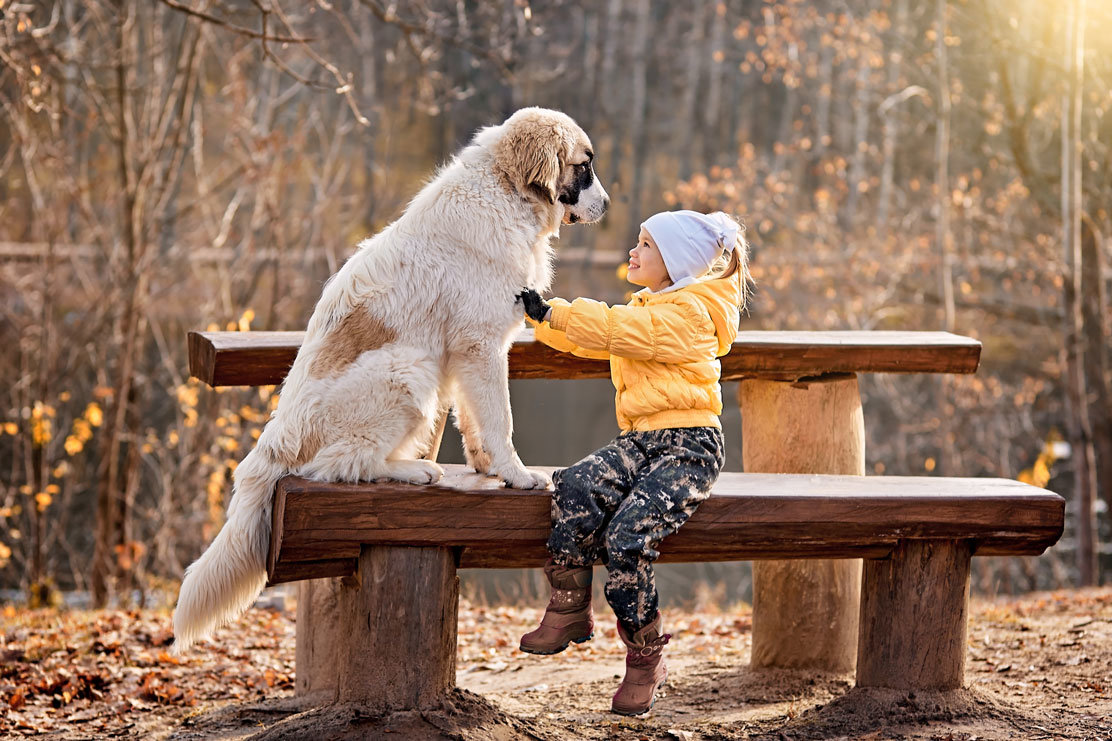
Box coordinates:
[627,228,672,292]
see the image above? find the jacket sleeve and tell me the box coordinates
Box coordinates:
[549,296,719,364]
[528,298,611,360]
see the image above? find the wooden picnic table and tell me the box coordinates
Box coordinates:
[189,327,982,674]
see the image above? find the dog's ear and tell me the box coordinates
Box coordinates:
[495,124,562,205]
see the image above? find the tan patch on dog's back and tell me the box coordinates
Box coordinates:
[309,308,397,378]
[260,430,323,469]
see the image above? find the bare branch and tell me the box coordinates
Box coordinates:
[266,1,369,125]
[356,0,515,79]
[157,0,313,43]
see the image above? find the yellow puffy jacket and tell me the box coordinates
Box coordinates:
[530,274,742,432]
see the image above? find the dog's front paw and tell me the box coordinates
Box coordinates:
[377,459,444,485]
[500,466,553,490]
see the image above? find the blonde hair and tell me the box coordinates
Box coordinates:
[702,220,753,309]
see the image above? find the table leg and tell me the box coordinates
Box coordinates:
[739,374,865,672]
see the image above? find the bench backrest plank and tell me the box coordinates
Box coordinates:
[266,465,1063,583]
[190,329,982,387]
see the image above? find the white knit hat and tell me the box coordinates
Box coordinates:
[641,210,741,283]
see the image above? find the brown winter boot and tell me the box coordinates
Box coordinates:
[612,615,671,716]
[519,559,594,655]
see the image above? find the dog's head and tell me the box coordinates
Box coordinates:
[489,107,609,225]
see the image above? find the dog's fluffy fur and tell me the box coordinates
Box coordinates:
[173,108,609,651]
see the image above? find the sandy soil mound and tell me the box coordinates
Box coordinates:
[170,689,545,740]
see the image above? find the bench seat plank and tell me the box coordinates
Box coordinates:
[266,465,1063,584]
[191,329,982,387]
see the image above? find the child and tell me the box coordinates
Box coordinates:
[516,210,750,716]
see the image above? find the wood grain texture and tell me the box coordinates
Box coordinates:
[271,559,354,586]
[857,539,973,690]
[264,465,1064,583]
[188,329,982,387]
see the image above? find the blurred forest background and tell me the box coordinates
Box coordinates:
[1,0,1109,611]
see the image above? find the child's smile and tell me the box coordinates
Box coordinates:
[627,228,672,292]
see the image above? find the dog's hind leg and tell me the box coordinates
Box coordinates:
[304,435,443,485]
[392,384,450,461]
[300,405,444,485]
[299,349,444,485]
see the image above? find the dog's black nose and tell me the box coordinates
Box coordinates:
[602,195,611,212]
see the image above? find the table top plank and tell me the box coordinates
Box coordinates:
[190,329,981,387]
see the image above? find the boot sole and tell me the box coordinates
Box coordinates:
[611,702,654,717]
[518,633,593,655]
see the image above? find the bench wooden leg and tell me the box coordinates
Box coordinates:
[334,545,459,710]
[857,539,972,690]
[740,375,865,672]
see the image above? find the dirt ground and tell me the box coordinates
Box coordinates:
[2,587,1109,740]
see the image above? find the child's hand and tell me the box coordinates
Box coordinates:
[517,288,552,323]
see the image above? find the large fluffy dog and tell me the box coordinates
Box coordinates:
[173,108,608,651]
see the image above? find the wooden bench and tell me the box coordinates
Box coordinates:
[187,328,1064,711]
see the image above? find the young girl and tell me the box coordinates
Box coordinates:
[516,210,749,716]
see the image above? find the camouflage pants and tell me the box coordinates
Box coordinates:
[547,426,725,631]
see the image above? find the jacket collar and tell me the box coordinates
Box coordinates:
[633,276,698,301]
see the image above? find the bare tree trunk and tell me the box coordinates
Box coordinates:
[29,236,58,607]
[580,7,601,133]
[625,0,652,238]
[1081,215,1112,537]
[591,0,624,240]
[598,0,623,169]
[877,0,909,231]
[814,43,834,158]
[935,0,954,332]
[579,6,605,259]
[94,0,140,607]
[678,0,707,181]
[700,1,728,170]
[93,0,161,606]
[1061,0,1098,586]
[771,83,797,177]
[29,386,47,605]
[359,9,379,231]
[935,0,956,475]
[843,50,870,229]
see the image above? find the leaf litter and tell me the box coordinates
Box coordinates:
[0,588,1107,739]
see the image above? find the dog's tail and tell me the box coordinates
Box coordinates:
[172,443,286,653]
